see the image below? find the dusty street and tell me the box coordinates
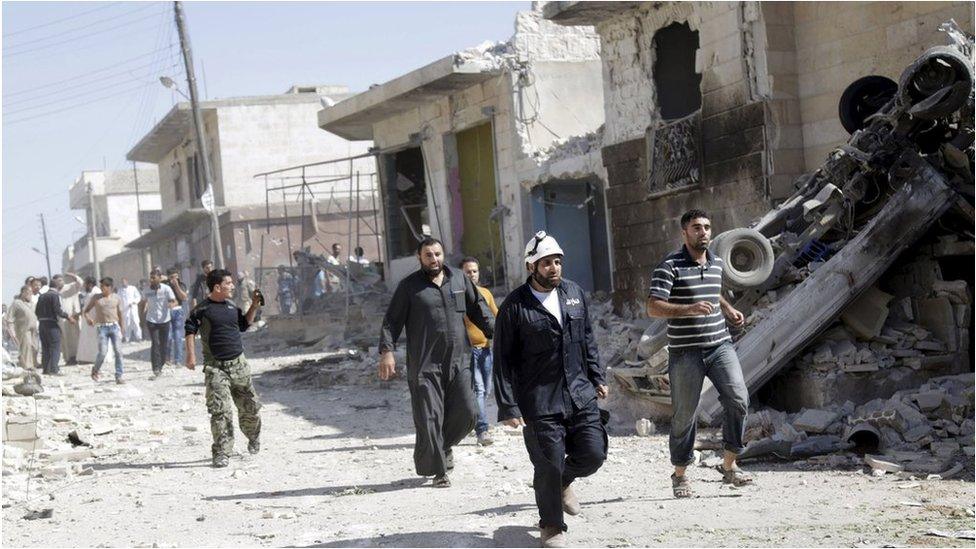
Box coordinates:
[3,340,974,548]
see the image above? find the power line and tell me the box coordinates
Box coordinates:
[4,46,174,97]
[3,3,160,50]
[2,22,166,63]
[3,9,167,57]
[2,2,121,38]
[4,70,174,116]
[4,56,179,108]
[3,81,157,125]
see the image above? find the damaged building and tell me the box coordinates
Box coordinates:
[545,1,975,470]
[318,7,612,291]
[125,85,382,287]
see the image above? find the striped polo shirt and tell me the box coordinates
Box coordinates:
[648,246,730,349]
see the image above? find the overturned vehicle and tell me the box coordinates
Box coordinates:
[614,21,975,429]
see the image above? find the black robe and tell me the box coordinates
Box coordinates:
[379,265,494,476]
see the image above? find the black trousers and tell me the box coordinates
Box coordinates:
[147,321,170,374]
[39,320,62,375]
[407,358,478,477]
[523,400,608,531]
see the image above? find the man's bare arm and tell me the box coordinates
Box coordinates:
[646,297,713,318]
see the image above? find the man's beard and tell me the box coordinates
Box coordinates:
[692,239,709,252]
[421,263,442,278]
[531,269,560,290]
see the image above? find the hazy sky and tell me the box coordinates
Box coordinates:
[2,1,527,296]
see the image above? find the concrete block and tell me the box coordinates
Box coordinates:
[933,280,970,304]
[41,449,93,462]
[841,287,893,339]
[930,440,960,457]
[902,424,934,442]
[913,390,946,412]
[4,418,37,441]
[792,408,839,434]
[954,305,971,328]
[915,297,958,351]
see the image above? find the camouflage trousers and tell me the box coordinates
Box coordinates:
[204,354,262,458]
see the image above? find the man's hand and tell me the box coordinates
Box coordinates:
[722,304,745,327]
[85,316,94,326]
[378,351,396,381]
[596,384,610,399]
[685,301,714,316]
[185,356,196,370]
[502,417,525,428]
[66,316,77,325]
[251,289,263,307]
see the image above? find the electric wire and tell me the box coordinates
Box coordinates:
[4,46,174,97]
[2,22,168,63]
[4,58,179,110]
[3,81,157,125]
[2,2,121,38]
[3,3,161,52]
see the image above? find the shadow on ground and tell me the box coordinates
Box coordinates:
[202,478,428,501]
[304,525,537,547]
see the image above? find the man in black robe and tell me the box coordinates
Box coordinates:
[378,237,494,487]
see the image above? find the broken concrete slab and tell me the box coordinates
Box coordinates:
[841,287,893,339]
[792,409,839,433]
[865,454,904,473]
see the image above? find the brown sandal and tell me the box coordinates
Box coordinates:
[716,465,754,486]
[671,473,693,498]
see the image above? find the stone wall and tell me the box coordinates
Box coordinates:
[594,3,773,310]
[792,2,974,170]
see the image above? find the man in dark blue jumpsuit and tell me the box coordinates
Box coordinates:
[494,231,609,548]
[379,237,494,488]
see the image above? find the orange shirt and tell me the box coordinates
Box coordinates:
[464,286,498,348]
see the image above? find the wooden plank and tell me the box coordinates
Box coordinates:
[697,157,957,424]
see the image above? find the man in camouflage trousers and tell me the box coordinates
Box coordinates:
[184,268,264,468]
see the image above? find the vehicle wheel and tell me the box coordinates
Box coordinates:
[838,75,897,134]
[710,228,775,290]
[899,46,974,120]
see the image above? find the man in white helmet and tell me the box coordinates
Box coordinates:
[493,231,609,548]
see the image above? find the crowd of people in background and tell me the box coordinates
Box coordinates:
[274,242,374,315]
[1,259,260,384]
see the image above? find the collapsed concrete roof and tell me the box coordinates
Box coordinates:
[316,48,510,141]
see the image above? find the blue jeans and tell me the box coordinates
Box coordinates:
[470,346,493,435]
[668,341,748,467]
[169,307,185,365]
[94,324,124,378]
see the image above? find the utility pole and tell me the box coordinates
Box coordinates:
[87,182,101,280]
[38,214,52,279]
[174,1,224,268]
[132,162,150,278]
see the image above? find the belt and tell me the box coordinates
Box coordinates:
[96,322,118,327]
[38,317,58,323]
[208,354,246,367]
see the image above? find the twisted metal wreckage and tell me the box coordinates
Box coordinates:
[614,21,976,424]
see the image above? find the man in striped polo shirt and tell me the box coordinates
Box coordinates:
[647,209,753,497]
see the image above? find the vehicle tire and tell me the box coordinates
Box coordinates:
[898,46,974,120]
[838,75,897,134]
[710,228,775,290]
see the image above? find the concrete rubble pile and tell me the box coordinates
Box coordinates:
[732,372,974,479]
[2,379,207,502]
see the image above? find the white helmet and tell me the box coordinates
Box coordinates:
[524,231,564,265]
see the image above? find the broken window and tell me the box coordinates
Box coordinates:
[646,22,703,196]
[652,22,702,120]
[380,147,429,258]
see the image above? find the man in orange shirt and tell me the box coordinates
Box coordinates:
[460,257,499,446]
